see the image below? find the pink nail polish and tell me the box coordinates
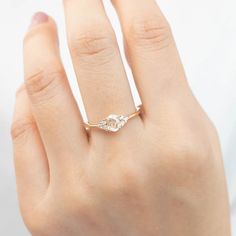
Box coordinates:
[30,12,48,28]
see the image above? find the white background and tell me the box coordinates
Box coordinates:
[0,0,235,235]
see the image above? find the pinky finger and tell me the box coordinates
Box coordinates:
[11,86,49,213]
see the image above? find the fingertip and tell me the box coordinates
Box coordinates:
[24,12,59,49]
[30,12,49,28]
[27,12,57,33]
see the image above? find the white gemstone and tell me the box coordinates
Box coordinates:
[98,114,128,132]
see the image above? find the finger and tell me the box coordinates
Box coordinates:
[63,0,142,136]
[24,13,88,171]
[111,0,189,119]
[11,86,49,211]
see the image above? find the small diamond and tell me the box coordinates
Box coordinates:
[98,114,128,132]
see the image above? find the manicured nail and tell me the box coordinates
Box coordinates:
[30,12,48,28]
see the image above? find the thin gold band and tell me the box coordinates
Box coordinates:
[126,105,142,120]
[84,105,142,132]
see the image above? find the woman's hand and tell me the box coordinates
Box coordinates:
[11,0,230,235]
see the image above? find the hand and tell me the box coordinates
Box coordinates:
[11,1,231,235]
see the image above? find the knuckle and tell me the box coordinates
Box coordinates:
[128,15,173,51]
[56,176,94,215]
[161,137,212,177]
[11,118,35,142]
[62,191,99,231]
[104,162,142,199]
[69,24,117,64]
[25,68,65,103]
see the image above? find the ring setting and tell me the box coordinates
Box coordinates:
[84,105,142,133]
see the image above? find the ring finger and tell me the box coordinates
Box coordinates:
[63,0,142,141]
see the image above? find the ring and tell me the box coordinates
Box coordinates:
[84,105,142,133]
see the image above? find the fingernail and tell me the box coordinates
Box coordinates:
[30,12,48,28]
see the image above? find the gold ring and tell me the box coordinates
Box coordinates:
[84,105,142,132]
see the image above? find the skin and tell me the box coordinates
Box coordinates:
[11,0,231,235]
